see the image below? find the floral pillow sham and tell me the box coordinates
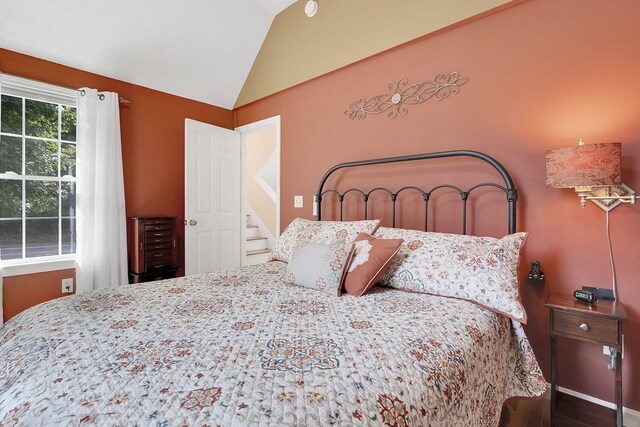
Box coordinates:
[374,227,528,323]
[344,233,404,297]
[284,241,356,297]
[271,218,381,263]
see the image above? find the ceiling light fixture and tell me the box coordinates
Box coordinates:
[305,0,318,17]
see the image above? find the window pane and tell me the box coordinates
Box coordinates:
[61,106,76,142]
[25,99,58,139]
[62,217,76,254]
[25,138,58,176]
[0,179,22,219]
[0,135,22,174]
[61,182,76,217]
[26,218,58,258]
[60,142,76,177]
[0,219,22,260]
[26,180,58,218]
[1,95,22,135]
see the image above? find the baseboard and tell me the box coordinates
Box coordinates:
[544,382,640,426]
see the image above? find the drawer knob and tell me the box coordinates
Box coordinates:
[579,322,590,332]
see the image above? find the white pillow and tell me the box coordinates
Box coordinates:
[271,218,380,263]
[283,241,355,296]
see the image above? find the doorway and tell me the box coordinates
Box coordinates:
[236,116,281,266]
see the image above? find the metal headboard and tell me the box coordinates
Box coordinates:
[315,150,518,235]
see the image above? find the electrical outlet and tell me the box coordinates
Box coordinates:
[602,337,625,359]
[294,195,303,208]
[62,278,74,293]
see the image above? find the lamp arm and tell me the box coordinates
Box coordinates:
[585,194,636,204]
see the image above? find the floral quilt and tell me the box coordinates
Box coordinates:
[0,262,545,426]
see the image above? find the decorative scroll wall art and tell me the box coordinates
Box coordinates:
[344,72,469,120]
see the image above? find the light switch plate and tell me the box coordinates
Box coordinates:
[294,195,303,208]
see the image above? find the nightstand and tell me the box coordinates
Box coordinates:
[545,293,628,427]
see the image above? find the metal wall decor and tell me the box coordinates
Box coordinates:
[344,72,469,120]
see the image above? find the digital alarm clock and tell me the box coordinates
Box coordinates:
[574,290,597,304]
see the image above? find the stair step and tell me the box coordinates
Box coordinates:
[246,249,271,256]
[247,236,267,241]
[246,237,268,251]
[246,226,258,238]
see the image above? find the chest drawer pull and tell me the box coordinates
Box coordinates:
[579,323,590,332]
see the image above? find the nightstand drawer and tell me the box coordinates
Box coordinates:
[146,236,172,245]
[145,224,171,231]
[146,230,172,239]
[146,249,172,261]
[145,218,172,225]
[146,242,172,251]
[554,311,618,345]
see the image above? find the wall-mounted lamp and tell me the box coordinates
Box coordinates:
[546,140,636,211]
[305,0,318,17]
[546,139,637,302]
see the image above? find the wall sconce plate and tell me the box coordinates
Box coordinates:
[589,183,635,212]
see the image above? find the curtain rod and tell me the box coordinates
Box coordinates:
[78,89,130,104]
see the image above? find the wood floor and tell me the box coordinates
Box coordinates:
[500,392,618,427]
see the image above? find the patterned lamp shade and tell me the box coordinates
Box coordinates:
[546,142,622,188]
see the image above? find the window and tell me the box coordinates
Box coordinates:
[0,75,77,262]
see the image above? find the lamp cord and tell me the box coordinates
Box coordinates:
[605,210,617,301]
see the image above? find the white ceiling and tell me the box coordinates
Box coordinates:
[0,0,297,109]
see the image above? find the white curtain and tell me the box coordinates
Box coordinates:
[76,89,128,293]
[0,270,4,326]
[0,75,4,324]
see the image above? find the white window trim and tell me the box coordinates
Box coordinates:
[1,73,78,270]
[0,255,75,276]
[1,73,77,107]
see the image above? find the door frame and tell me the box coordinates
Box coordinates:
[235,116,281,265]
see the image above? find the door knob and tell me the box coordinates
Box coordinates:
[189,219,198,226]
[579,323,590,332]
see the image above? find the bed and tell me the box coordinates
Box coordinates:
[0,151,546,426]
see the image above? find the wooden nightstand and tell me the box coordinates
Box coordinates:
[545,293,628,427]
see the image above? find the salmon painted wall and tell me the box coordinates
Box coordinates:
[0,49,234,322]
[2,269,76,320]
[236,0,640,409]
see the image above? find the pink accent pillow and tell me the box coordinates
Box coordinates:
[343,233,404,297]
[374,227,528,323]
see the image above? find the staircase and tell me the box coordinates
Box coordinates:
[244,214,272,265]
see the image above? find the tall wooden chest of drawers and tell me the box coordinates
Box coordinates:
[127,217,179,283]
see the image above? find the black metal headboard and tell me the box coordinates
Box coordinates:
[315,150,518,235]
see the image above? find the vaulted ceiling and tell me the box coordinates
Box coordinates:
[0,0,296,109]
[0,0,515,110]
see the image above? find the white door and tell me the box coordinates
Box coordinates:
[185,119,241,275]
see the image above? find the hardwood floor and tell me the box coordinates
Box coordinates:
[500,392,618,427]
